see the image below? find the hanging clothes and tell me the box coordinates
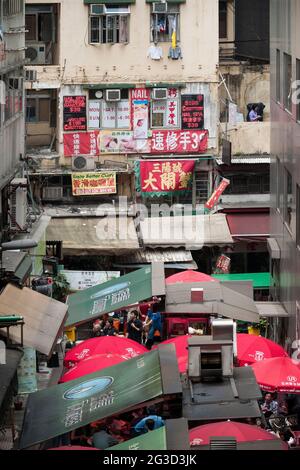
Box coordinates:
[147,44,163,60]
[168,46,183,60]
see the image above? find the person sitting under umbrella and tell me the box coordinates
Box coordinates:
[261,393,279,419]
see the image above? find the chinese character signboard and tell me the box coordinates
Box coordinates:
[139,160,195,195]
[71,172,117,196]
[61,270,120,291]
[151,130,208,154]
[181,94,204,130]
[64,131,99,157]
[63,96,87,132]
[215,254,231,274]
[205,178,230,210]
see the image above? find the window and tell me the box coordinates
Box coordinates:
[284,167,293,227]
[88,89,130,129]
[283,53,292,112]
[26,95,50,123]
[151,88,180,128]
[297,59,300,121]
[297,184,300,247]
[150,3,180,43]
[3,0,23,16]
[219,0,227,39]
[89,5,130,44]
[276,49,281,102]
[224,173,270,195]
[276,157,280,211]
[4,75,23,122]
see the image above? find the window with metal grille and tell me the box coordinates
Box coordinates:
[89,5,130,44]
[195,171,209,204]
[150,3,180,43]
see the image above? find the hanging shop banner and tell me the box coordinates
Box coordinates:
[151,129,208,154]
[63,96,87,132]
[166,97,179,127]
[64,131,99,157]
[215,254,231,274]
[71,172,117,196]
[17,347,38,395]
[139,160,195,195]
[181,94,204,130]
[88,101,101,129]
[133,100,149,140]
[99,130,150,154]
[205,178,230,210]
[60,270,120,291]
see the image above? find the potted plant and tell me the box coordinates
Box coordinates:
[247,318,268,336]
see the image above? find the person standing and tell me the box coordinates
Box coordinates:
[127,311,143,344]
[144,303,162,350]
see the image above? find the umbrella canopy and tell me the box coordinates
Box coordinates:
[166,270,216,285]
[251,357,300,393]
[59,353,129,383]
[237,334,288,366]
[189,421,287,447]
[48,446,99,451]
[64,336,147,369]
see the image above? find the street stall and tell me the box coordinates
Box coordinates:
[18,344,182,449]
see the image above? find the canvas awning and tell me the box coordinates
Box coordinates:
[19,345,182,449]
[165,281,260,323]
[140,214,233,249]
[226,213,270,238]
[0,284,68,356]
[255,302,289,318]
[66,263,165,327]
[212,272,272,289]
[46,216,140,255]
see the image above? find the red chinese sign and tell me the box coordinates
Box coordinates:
[72,172,116,196]
[151,130,208,154]
[64,131,99,157]
[205,178,230,210]
[140,160,195,194]
[63,96,87,132]
[181,94,204,130]
[216,254,231,273]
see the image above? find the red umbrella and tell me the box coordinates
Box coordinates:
[237,334,288,366]
[251,357,300,393]
[48,446,99,451]
[166,270,216,285]
[189,421,288,449]
[158,335,191,373]
[64,336,147,369]
[59,353,129,383]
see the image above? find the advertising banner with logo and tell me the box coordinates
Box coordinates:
[151,129,208,154]
[19,350,164,449]
[63,96,87,132]
[61,270,120,291]
[205,178,230,210]
[138,159,195,196]
[71,172,117,196]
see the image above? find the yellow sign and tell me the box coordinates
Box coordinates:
[72,172,116,196]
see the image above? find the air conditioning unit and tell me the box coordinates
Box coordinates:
[90,4,106,15]
[25,42,46,65]
[25,69,37,82]
[9,179,28,231]
[105,89,121,102]
[152,2,168,14]
[42,186,63,201]
[72,156,95,171]
[152,88,168,100]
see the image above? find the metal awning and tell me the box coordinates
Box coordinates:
[216,155,271,165]
[46,216,140,255]
[166,281,260,323]
[118,248,194,264]
[226,213,270,238]
[212,272,272,289]
[256,302,289,318]
[267,237,281,259]
[1,252,32,283]
[0,284,68,356]
[140,214,233,249]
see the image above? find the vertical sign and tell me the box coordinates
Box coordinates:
[181,94,204,130]
[63,96,87,131]
[205,178,230,210]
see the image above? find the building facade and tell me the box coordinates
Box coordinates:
[270,0,300,348]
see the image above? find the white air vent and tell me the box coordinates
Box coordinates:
[90,4,106,15]
[153,2,168,14]
[25,69,37,82]
[152,88,168,100]
[42,187,63,201]
[105,89,121,102]
[72,156,95,171]
[9,179,28,231]
[25,42,46,65]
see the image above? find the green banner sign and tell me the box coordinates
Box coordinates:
[110,426,167,450]
[19,350,163,449]
[66,266,153,327]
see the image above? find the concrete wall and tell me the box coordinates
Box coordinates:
[220,122,270,156]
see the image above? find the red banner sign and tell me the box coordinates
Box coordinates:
[216,254,231,273]
[205,178,230,210]
[151,130,208,154]
[140,160,195,193]
[64,131,99,157]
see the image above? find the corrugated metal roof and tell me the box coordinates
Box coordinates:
[216,156,270,165]
[118,249,193,264]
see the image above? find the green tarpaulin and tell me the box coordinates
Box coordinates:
[19,350,163,449]
[212,272,272,289]
[66,266,153,327]
[110,426,167,450]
